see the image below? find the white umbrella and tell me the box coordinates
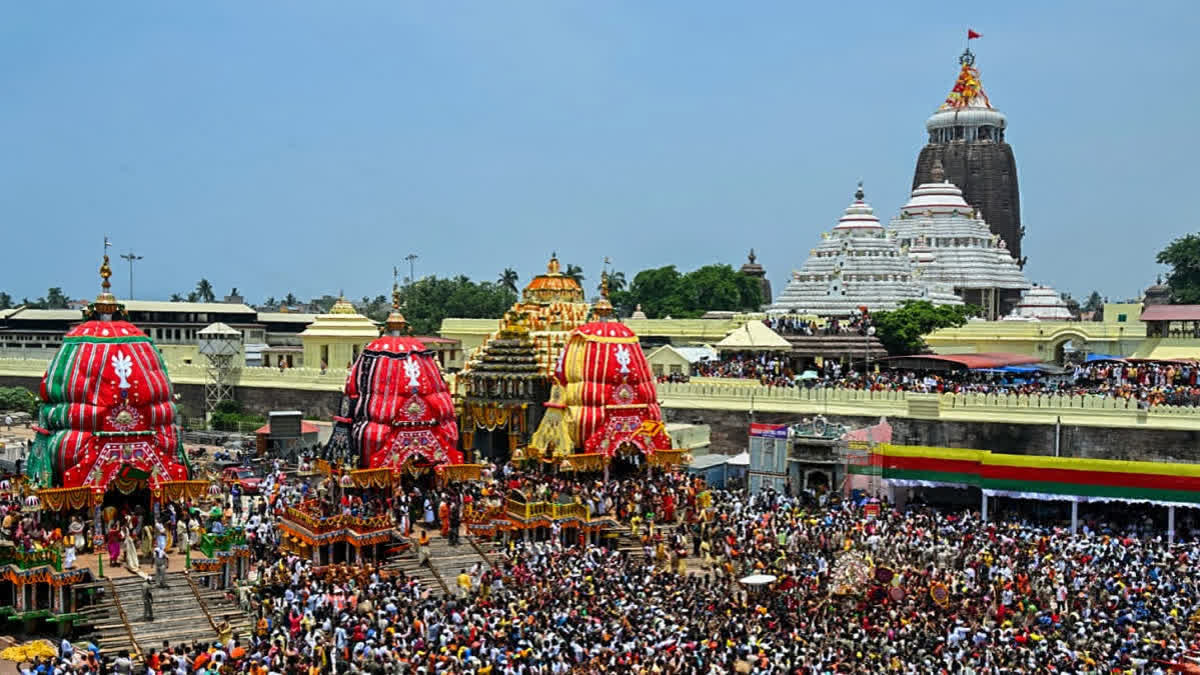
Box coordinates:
[738,574,777,586]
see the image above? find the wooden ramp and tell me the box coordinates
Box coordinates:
[78,571,251,657]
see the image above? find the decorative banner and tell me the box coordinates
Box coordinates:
[863,503,881,519]
[749,423,789,439]
[875,443,1200,505]
[348,468,394,489]
[437,464,483,483]
[36,487,98,511]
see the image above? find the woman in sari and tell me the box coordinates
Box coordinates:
[105,523,122,565]
[122,525,140,571]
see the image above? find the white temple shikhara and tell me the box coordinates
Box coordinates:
[887,160,1030,320]
[768,184,961,317]
[1003,284,1074,321]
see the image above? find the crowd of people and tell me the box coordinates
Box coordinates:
[675,326,1200,407]
[14,455,1200,673]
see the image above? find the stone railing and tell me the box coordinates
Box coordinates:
[655,380,1200,430]
[0,357,349,392]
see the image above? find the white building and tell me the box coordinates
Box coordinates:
[769,184,962,317]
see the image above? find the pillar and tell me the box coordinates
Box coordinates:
[1070,501,1078,534]
[981,493,989,523]
[1168,506,1176,544]
[311,544,320,565]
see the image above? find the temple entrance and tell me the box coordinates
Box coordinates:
[100,485,154,529]
[471,428,511,463]
[608,443,646,478]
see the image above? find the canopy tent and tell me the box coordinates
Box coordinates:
[1085,353,1125,363]
[878,352,1041,372]
[715,321,791,352]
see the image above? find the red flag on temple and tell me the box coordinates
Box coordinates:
[968,29,982,39]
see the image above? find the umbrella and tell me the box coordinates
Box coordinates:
[798,371,820,380]
[739,574,777,586]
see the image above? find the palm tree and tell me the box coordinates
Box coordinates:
[565,264,584,285]
[264,296,277,309]
[169,293,184,302]
[195,278,215,303]
[498,268,519,295]
[598,271,626,294]
[284,293,298,306]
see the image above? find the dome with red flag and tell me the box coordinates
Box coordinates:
[324,333,461,470]
[530,319,672,458]
[26,256,190,493]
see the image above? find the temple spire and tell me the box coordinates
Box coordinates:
[592,269,614,321]
[385,266,408,335]
[90,236,121,319]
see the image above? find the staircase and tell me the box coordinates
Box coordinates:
[383,531,504,596]
[79,571,251,657]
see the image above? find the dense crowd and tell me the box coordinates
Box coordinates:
[681,344,1200,408]
[19,458,1200,673]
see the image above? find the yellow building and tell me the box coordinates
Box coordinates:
[924,303,1146,363]
[299,298,380,370]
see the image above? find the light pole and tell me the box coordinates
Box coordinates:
[120,251,144,299]
[404,253,419,287]
[865,326,876,376]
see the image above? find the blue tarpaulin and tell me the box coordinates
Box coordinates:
[1086,353,1125,363]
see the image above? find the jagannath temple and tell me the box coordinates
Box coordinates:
[767,184,962,316]
[913,45,1024,265]
[527,275,683,474]
[322,284,461,474]
[887,160,1030,319]
[458,254,590,461]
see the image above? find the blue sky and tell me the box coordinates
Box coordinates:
[2,1,1197,305]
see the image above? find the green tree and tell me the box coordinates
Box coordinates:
[564,264,584,285]
[398,275,515,335]
[169,293,184,302]
[187,291,200,302]
[1082,291,1103,314]
[626,266,689,318]
[0,292,11,310]
[44,287,69,309]
[264,296,277,308]
[1157,233,1200,303]
[623,264,761,318]
[195,278,215,303]
[284,293,298,306]
[871,301,980,355]
[0,386,38,415]
[597,271,626,294]
[498,268,520,295]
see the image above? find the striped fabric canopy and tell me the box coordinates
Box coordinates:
[28,319,189,491]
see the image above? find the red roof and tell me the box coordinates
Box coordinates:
[1140,305,1200,321]
[256,421,320,436]
[880,352,1042,369]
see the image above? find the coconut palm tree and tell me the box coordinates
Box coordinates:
[565,264,584,285]
[194,278,215,302]
[498,268,519,294]
[284,293,298,306]
[169,293,184,302]
[598,271,626,294]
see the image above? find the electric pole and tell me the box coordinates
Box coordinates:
[404,253,419,287]
[120,251,144,299]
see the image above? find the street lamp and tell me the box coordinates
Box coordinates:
[120,251,144,299]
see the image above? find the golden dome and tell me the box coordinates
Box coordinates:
[329,295,357,315]
[522,253,584,305]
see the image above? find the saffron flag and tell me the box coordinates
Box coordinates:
[967,29,982,40]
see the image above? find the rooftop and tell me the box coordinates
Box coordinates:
[1141,305,1200,322]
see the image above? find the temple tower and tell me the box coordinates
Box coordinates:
[913,46,1024,266]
